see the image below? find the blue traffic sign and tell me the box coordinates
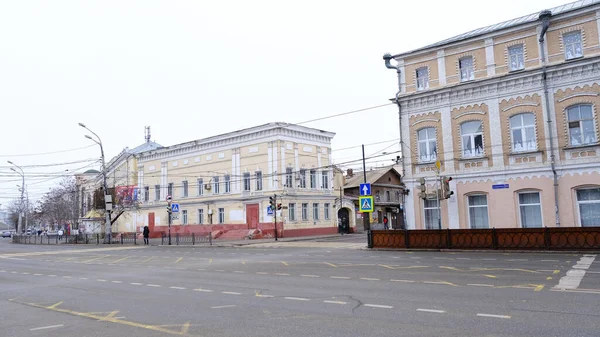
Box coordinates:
[266,206,274,216]
[171,203,180,212]
[492,184,509,190]
[359,196,374,213]
[360,183,371,196]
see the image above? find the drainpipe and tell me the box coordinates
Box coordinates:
[538,9,560,227]
[383,54,407,228]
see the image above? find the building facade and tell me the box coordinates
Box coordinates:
[387,1,600,229]
[133,123,339,237]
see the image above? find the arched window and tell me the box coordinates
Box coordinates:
[576,188,600,227]
[417,127,437,162]
[567,104,596,146]
[461,121,484,158]
[510,113,536,152]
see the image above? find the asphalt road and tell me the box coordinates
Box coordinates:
[1,235,599,337]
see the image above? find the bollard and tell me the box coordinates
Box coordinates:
[209,232,212,246]
[192,233,195,246]
[367,230,373,249]
[134,233,137,245]
[176,233,179,246]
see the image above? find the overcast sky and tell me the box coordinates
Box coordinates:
[0,0,568,204]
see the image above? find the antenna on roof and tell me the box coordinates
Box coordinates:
[145,126,151,143]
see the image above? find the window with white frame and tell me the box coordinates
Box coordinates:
[224,175,230,193]
[310,170,317,189]
[301,203,308,221]
[576,188,600,227]
[417,127,437,162]
[461,121,484,158]
[218,208,225,224]
[144,186,149,202]
[168,183,174,197]
[299,169,307,188]
[510,113,537,152]
[467,195,489,228]
[155,184,160,201]
[289,203,296,221]
[182,180,188,198]
[508,44,524,71]
[197,178,203,196]
[563,31,583,60]
[321,170,329,189]
[324,203,330,220]
[459,56,474,81]
[313,203,319,220]
[255,171,263,191]
[518,192,543,228]
[197,209,204,225]
[181,210,187,225]
[243,172,251,191]
[285,167,293,187]
[567,104,596,146]
[423,199,439,229]
[416,67,429,90]
[213,176,220,194]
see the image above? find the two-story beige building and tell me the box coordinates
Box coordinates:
[385,0,600,229]
[132,122,339,238]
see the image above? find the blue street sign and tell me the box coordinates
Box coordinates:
[267,206,274,216]
[360,183,371,196]
[359,196,374,213]
[492,184,509,190]
[171,203,180,212]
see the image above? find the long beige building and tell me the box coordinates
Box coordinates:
[131,123,339,238]
[385,0,600,229]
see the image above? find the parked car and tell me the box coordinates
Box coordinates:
[1,231,12,238]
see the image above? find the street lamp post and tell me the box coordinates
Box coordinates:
[7,161,25,233]
[79,123,112,243]
[17,184,29,231]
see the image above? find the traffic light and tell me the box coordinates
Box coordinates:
[277,203,282,211]
[443,176,454,199]
[418,177,427,199]
[269,195,276,209]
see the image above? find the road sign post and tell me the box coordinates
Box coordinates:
[166,195,172,245]
[359,196,374,213]
[359,183,371,196]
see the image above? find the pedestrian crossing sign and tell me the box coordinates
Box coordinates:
[359,196,374,213]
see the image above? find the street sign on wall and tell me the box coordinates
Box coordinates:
[492,184,509,189]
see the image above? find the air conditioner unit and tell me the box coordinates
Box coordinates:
[204,184,211,190]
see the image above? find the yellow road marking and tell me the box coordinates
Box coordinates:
[175,257,183,264]
[553,270,560,274]
[110,257,130,264]
[378,264,395,269]
[10,300,187,335]
[483,275,497,279]
[423,281,458,287]
[324,262,337,268]
[0,246,145,258]
[181,322,190,334]
[81,255,109,263]
[142,256,155,263]
[209,258,212,264]
[47,301,63,309]
[281,261,288,266]
[534,285,545,292]
[98,311,119,321]
[546,277,553,280]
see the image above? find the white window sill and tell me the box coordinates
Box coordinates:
[458,156,487,161]
[564,142,599,150]
[510,150,542,156]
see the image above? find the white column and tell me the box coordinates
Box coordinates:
[280,144,286,188]
[231,152,236,192]
[397,58,406,93]
[294,144,299,188]
[317,147,322,188]
[485,38,496,76]
[437,50,446,86]
[486,97,503,169]
[596,10,600,46]
[160,161,167,200]
[448,179,459,229]
[236,152,241,192]
[267,144,273,190]
[401,104,412,178]
[272,142,278,190]
[439,106,454,173]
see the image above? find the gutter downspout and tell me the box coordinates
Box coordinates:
[539,10,560,227]
[383,53,407,228]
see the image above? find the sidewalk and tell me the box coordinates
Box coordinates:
[155,232,365,248]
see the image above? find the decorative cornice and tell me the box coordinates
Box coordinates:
[501,102,539,112]
[557,92,600,102]
[411,118,440,126]
[453,111,486,119]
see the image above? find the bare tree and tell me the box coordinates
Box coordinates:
[36,177,79,228]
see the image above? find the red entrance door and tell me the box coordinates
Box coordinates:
[246,204,259,229]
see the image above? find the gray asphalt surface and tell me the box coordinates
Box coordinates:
[1,235,599,337]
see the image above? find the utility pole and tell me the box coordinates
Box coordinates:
[362,145,370,231]
[270,194,278,241]
[435,160,441,230]
[7,161,25,233]
[167,195,172,245]
[79,123,112,243]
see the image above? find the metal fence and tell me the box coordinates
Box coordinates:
[368,227,600,250]
[11,233,139,245]
[161,233,212,246]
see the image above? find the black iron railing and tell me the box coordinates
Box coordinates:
[161,233,212,246]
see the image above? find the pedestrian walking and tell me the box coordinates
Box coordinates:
[58,229,63,241]
[383,216,389,230]
[143,226,149,245]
